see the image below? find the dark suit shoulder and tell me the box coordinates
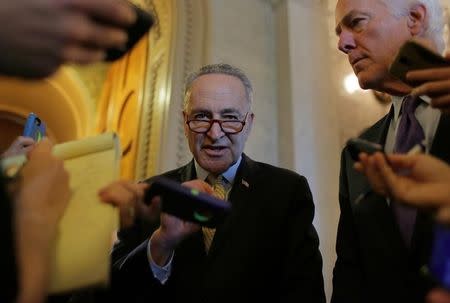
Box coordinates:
[140,161,193,184]
[358,112,391,141]
[248,159,308,182]
[339,110,391,162]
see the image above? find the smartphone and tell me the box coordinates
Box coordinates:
[428,224,450,290]
[23,113,46,142]
[389,40,450,85]
[104,2,155,61]
[346,138,384,162]
[144,177,231,228]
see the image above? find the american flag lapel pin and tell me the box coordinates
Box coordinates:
[241,179,249,188]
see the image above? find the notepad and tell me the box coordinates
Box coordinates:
[48,132,121,293]
[1,132,121,294]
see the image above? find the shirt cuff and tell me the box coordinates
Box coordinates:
[147,236,174,285]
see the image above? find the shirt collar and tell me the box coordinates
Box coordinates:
[391,95,404,125]
[391,95,429,125]
[194,156,242,185]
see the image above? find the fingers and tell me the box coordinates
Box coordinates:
[30,137,53,153]
[430,95,450,110]
[427,288,450,303]
[407,67,450,83]
[353,152,367,173]
[53,0,138,64]
[16,136,36,146]
[182,179,214,195]
[60,0,136,27]
[61,11,128,47]
[372,153,403,199]
[384,154,417,170]
[357,152,389,196]
[2,136,36,158]
[411,79,450,98]
[61,45,106,64]
[436,206,450,225]
[99,180,150,228]
[407,66,450,110]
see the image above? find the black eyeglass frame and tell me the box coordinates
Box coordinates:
[186,112,249,134]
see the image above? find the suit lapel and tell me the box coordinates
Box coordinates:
[178,160,197,182]
[352,106,393,200]
[353,107,411,258]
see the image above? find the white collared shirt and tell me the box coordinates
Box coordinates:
[384,95,441,153]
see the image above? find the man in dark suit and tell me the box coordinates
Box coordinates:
[110,63,325,302]
[332,0,450,303]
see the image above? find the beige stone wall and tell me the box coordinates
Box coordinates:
[206,0,279,165]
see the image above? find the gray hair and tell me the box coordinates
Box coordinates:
[183,63,253,112]
[382,0,445,52]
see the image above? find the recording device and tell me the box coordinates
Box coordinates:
[104,2,155,61]
[23,113,46,142]
[427,224,450,290]
[144,177,231,228]
[346,138,384,162]
[389,40,450,85]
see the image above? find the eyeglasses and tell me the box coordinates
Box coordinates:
[186,112,248,134]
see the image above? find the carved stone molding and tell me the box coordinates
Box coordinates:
[133,0,174,179]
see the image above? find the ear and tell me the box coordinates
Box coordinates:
[244,112,255,136]
[407,4,427,37]
[183,111,189,137]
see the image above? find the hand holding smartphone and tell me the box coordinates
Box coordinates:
[389,40,450,85]
[104,2,155,61]
[346,138,384,162]
[144,177,231,228]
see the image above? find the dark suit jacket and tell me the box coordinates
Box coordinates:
[109,154,325,303]
[331,109,450,303]
[0,175,18,303]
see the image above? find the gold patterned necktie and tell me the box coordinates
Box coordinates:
[203,175,227,253]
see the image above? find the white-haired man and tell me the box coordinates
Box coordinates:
[333,0,450,302]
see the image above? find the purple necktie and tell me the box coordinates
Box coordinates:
[392,96,424,248]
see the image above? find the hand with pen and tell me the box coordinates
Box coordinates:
[354,152,450,224]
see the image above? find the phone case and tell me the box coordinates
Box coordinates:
[144,177,231,228]
[428,224,450,290]
[389,41,449,84]
[105,3,155,61]
[23,113,46,141]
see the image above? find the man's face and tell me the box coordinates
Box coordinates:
[335,0,411,90]
[184,73,254,175]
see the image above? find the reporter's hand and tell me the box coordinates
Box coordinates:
[1,136,35,158]
[408,52,450,114]
[15,138,71,303]
[427,288,450,303]
[98,180,158,229]
[150,179,214,266]
[355,153,450,212]
[354,152,390,196]
[0,0,136,78]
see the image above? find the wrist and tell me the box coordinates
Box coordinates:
[150,229,175,266]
